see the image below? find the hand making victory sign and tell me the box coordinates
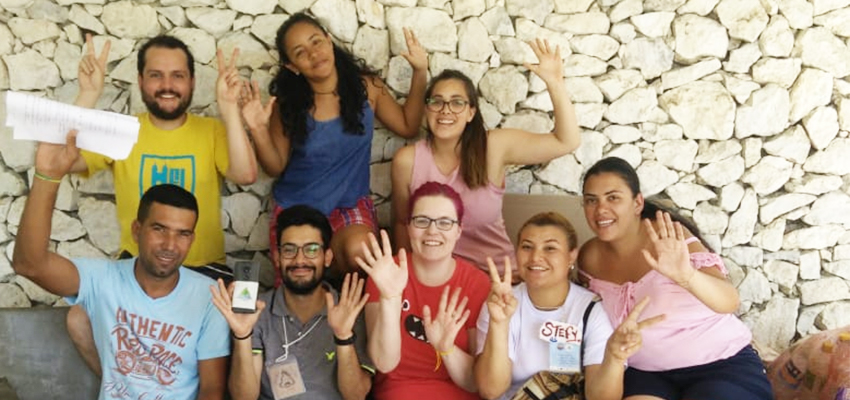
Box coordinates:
[605,297,665,363]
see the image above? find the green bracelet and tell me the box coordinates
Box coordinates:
[34,171,61,184]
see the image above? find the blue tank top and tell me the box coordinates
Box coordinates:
[273,103,374,215]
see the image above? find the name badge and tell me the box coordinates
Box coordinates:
[539,320,582,373]
[268,356,307,399]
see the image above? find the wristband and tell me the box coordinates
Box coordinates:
[34,171,62,184]
[434,346,455,371]
[232,329,253,341]
[334,332,356,346]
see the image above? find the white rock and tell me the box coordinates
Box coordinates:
[602,125,641,144]
[570,35,619,61]
[726,246,764,269]
[630,12,675,38]
[225,0,275,15]
[493,38,535,66]
[56,238,107,259]
[0,166,25,197]
[157,6,186,28]
[824,260,850,282]
[77,197,120,255]
[250,15,288,49]
[799,277,850,305]
[803,191,850,226]
[763,259,798,291]
[564,77,603,104]
[760,193,816,224]
[246,212,270,251]
[311,0,358,43]
[0,283,31,308]
[2,50,60,90]
[636,161,678,196]
[575,103,607,129]
[735,84,790,138]
[14,275,60,304]
[355,0,385,29]
[8,18,61,45]
[386,7,456,54]
[784,225,845,250]
[479,6,515,36]
[778,0,814,29]
[797,304,825,336]
[751,218,785,252]
[610,0,642,23]
[839,97,850,131]
[741,156,793,195]
[457,18,494,64]
[819,301,850,330]
[0,25,13,58]
[794,27,850,78]
[0,252,13,282]
[716,0,769,42]
[594,69,645,102]
[280,0,317,13]
[536,154,582,193]
[217,32,274,69]
[814,8,850,37]
[515,19,573,57]
[44,209,86,242]
[723,43,761,73]
[574,130,608,169]
[479,66,528,114]
[553,0,594,13]
[812,0,850,16]
[610,22,637,43]
[803,106,839,150]
[544,12,610,35]
[719,182,745,212]
[224,232,247,253]
[620,37,674,80]
[738,268,772,305]
[672,14,729,62]
[692,201,727,234]
[353,26,389,73]
[751,57,801,88]
[169,27,216,65]
[501,111,554,133]
[787,174,843,195]
[803,139,850,175]
[653,139,698,172]
[428,53,489,87]
[190,63,217,110]
[745,297,799,354]
[759,15,794,57]
[604,144,643,168]
[223,192,262,237]
[564,54,608,77]
[660,59,721,91]
[385,55,413,94]
[644,0,687,10]
[789,67,834,123]
[763,125,811,164]
[506,0,555,25]
[659,81,736,140]
[68,4,105,35]
[640,122,683,143]
[101,1,159,39]
[185,7,236,39]
[453,0,486,20]
[799,251,821,280]
[0,0,34,9]
[721,188,757,246]
[604,87,658,125]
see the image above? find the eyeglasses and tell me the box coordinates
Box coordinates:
[279,243,323,259]
[425,97,469,114]
[410,215,459,231]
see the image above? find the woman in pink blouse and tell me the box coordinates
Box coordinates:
[577,157,773,400]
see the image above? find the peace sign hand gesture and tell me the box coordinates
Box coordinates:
[423,286,470,353]
[523,38,563,85]
[78,33,111,99]
[605,297,665,363]
[356,230,409,300]
[486,257,517,325]
[642,211,695,288]
[216,48,243,108]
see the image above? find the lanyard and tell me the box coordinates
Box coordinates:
[273,288,324,363]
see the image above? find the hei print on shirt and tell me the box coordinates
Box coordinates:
[139,154,196,196]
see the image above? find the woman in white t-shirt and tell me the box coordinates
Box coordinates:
[474,212,664,400]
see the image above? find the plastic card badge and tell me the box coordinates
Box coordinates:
[268,356,307,399]
[539,320,582,373]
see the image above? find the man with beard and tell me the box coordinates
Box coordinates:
[210,205,374,400]
[13,131,229,399]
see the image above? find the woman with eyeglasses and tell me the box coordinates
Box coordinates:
[391,38,580,280]
[239,12,427,282]
[359,182,490,400]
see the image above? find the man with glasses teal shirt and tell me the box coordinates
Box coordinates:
[210,205,374,400]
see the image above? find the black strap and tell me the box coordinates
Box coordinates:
[579,300,597,373]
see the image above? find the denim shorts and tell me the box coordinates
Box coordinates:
[623,345,774,400]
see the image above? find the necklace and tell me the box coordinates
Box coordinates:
[533,304,561,311]
[313,89,337,96]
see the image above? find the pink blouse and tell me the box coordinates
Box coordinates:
[581,239,753,371]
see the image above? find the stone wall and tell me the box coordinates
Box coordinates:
[0,0,849,354]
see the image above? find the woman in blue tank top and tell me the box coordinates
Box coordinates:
[240,12,427,282]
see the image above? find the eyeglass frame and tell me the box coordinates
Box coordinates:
[425,97,470,114]
[278,242,324,259]
[409,215,460,231]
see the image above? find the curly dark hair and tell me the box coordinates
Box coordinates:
[269,13,378,146]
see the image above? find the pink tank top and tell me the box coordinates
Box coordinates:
[410,140,516,274]
[580,238,752,371]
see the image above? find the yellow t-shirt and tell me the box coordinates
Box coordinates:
[81,113,229,267]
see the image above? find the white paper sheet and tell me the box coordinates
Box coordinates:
[4,91,140,160]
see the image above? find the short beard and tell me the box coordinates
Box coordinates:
[142,90,193,120]
[282,266,322,295]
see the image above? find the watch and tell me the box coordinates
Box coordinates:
[334,332,356,346]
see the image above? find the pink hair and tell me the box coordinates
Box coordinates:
[408,182,465,223]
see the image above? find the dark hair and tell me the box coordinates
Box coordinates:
[519,212,578,251]
[275,204,333,247]
[408,181,465,224]
[270,12,377,146]
[582,157,714,252]
[137,35,195,77]
[425,70,489,189]
[137,184,198,223]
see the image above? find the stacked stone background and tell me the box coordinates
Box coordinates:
[0,0,849,354]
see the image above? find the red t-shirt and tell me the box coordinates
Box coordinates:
[365,257,489,400]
